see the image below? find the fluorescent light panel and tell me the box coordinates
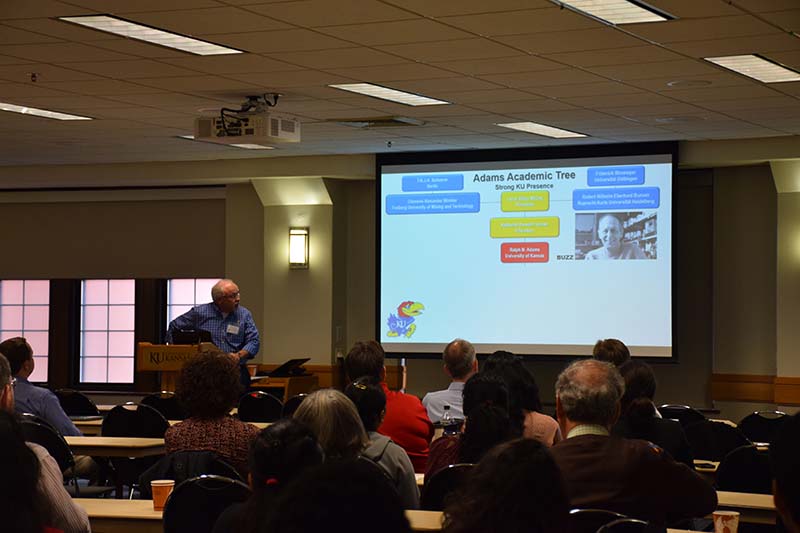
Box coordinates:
[559,0,669,24]
[328,83,450,106]
[705,54,800,83]
[496,122,586,139]
[59,15,242,56]
[0,102,92,121]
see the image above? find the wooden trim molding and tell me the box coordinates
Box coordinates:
[711,373,800,405]
[256,362,406,391]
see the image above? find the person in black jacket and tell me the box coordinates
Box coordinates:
[612,360,694,469]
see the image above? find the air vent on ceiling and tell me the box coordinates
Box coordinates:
[329,116,426,128]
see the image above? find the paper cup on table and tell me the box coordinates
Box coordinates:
[713,510,740,533]
[151,479,175,511]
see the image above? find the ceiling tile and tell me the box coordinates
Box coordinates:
[438,88,547,104]
[226,69,352,88]
[66,59,201,79]
[66,0,222,12]
[0,43,135,63]
[132,75,262,93]
[160,54,304,74]
[562,92,678,109]
[324,63,454,82]
[246,0,416,26]
[645,0,742,18]
[386,77,502,94]
[378,38,520,63]
[0,25,63,45]
[626,16,779,44]
[0,0,92,19]
[544,46,684,67]
[531,81,644,98]
[0,82,73,99]
[498,27,647,55]
[482,69,608,89]
[315,19,472,46]
[625,73,752,93]
[468,99,577,115]
[86,39,189,59]
[40,79,168,96]
[760,9,800,31]
[380,0,552,17]
[667,33,800,57]
[726,0,800,13]
[587,59,722,81]
[12,95,135,109]
[129,7,291,35]
[439,8,599,36]
[211,29,353,53]
[662,84,782,103]
[0,63,101,83]
[432,55,564,76]
[265,47,407,69]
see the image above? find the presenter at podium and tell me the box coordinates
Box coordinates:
[166,279,260,388]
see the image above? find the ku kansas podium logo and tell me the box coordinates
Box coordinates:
[386,301,425,338]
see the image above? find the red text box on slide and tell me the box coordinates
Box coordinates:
[501,243,549,263]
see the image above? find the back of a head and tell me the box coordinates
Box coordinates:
[618,360,657,427]
[344,376,386,432]
[293,388,367,460]
[482,351,543,435]
[344,341,385,381]
[459,373,511,464]
[592,338,631,367]
[0,353,10,390]
[249,418,324,490]
[444,438,569,533]
[443,339,476,380]
[176,350,241,419]
[771,413,800,529]
[263,459,410,533]
[0,337,32,375]
[0,410,43,533]
[555,359,624,427]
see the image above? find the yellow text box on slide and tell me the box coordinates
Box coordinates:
[490,217,560,238]
[501,191,550,212]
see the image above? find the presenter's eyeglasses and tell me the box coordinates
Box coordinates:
[224,292,240,300]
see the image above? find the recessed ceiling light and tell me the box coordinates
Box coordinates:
[229,143,275,150]
[59,15,243,56]
[0,101,92,120]
[556,0,672,24]
[705,54,800,83]
[496,122,587,138]
[328,83,450,106]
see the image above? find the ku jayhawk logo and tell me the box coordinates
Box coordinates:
[387,301,425,338]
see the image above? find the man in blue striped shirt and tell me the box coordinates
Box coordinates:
[167,279,260,388]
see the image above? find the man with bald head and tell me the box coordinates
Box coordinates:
[550,359,715,525]
[585,214,647,260]
[167,279,260,388]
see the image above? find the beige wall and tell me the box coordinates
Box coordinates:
[777,192,800,376]
[0,197,225,279]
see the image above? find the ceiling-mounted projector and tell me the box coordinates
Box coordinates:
[193,94,301,145]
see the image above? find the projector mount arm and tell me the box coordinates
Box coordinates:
[219,93,281,136]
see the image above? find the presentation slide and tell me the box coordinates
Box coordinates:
[378,153,673,358]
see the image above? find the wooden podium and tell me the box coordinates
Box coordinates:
[137,342,216,391]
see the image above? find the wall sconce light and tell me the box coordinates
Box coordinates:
[289,227,309,269]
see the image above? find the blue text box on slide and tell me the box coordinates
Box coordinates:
[402,174,464,192]
[587,166,644,186]
[386,192,480,215]
[573,187,660,210]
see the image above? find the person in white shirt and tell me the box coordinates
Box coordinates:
[422,339,478,423]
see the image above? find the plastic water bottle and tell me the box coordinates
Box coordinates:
[442,404,454,434]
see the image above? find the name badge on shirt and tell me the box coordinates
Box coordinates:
[226,324,240,335]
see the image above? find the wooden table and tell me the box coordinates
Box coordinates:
[79,499,444,532]
[250,374,319,402]
[65,436,165,458]
[716,490,776,525]
[73,418,269,436]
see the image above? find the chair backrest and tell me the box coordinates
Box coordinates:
[102,403,170,438]
[54,389,100,417]
[657,405,706,428]
[19,412,58,432]
[162,475,251,533]
[567,509,627,533]
[281,394,307,418]
[716,444,773,494]
[139,451,243,498]
[684,419,751,461]
[141,391,187,421]
[420,463,474,511]
[738,411,788,445]
[19,420,75,474]
[597,518,650,533]
[238,391,283,422]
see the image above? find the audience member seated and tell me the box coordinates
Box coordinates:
[423,339,478,423]
[344,340,433,471]
[293,388,367,460]
[482,351,561,446]
[771,412,800,532]
[443,438,569,533]
[0,354,89,533]
[425,373,511,479]
[262,458,411,533]
[593,338,631,367]
[345,377,419,509]
[612,360,693,469]
[550,359,716,525]
[166,350,259,476]
[212,418,324,533]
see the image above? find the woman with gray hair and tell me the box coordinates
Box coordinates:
[293,388,368,460]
